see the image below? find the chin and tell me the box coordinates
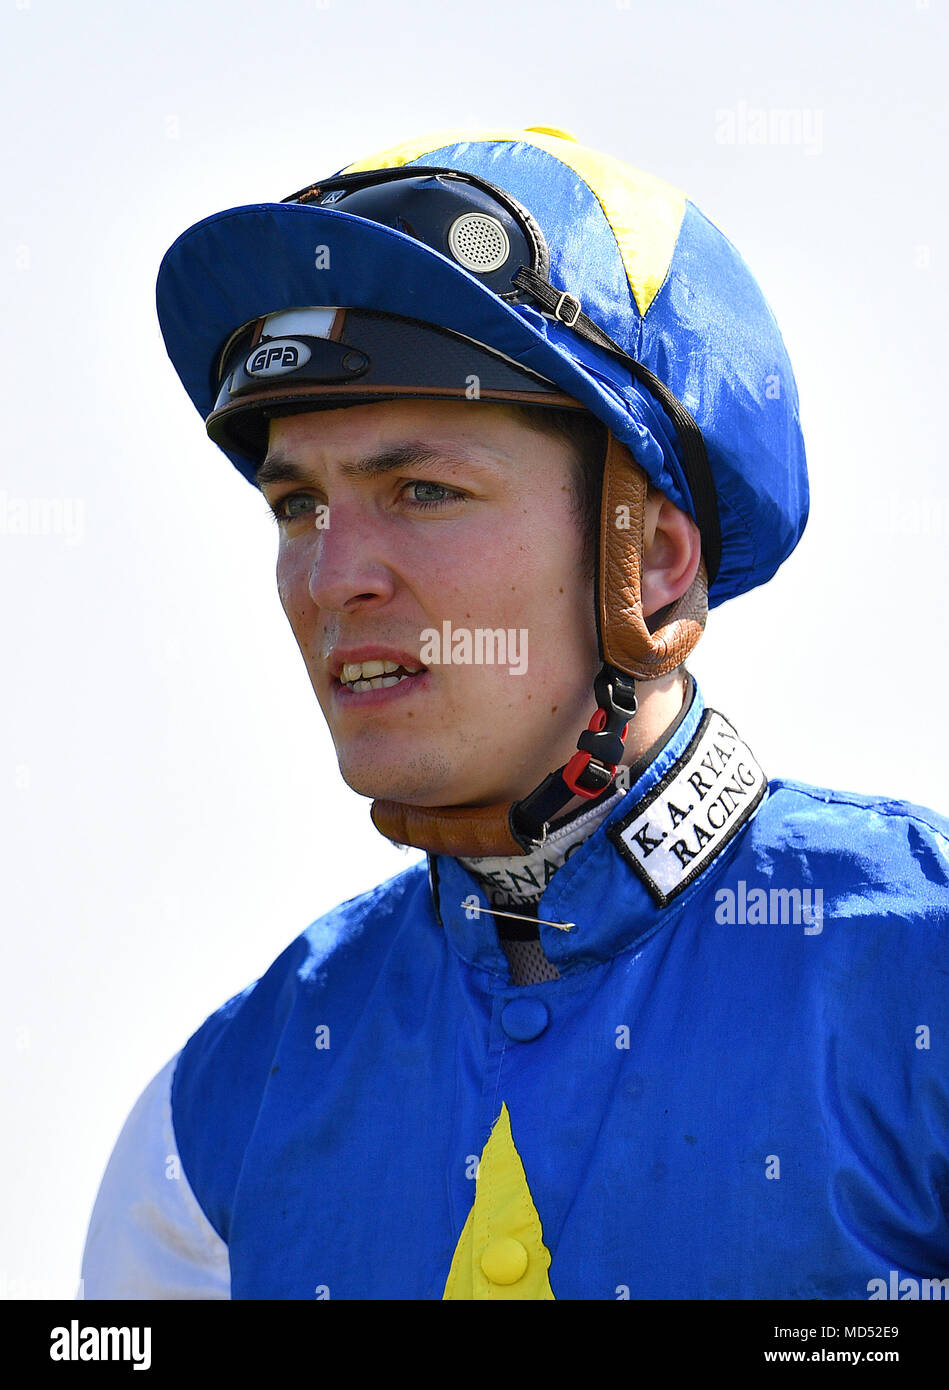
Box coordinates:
[336,751,449,805]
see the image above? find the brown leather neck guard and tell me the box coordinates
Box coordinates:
[370,434,708,857]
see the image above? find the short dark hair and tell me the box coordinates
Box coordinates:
[504,404,607,579]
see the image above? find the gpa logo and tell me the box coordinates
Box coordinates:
[245,338,311,378]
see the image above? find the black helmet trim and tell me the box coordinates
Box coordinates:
[208,306,582,463]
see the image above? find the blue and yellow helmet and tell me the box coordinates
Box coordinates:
[157,125,808,615]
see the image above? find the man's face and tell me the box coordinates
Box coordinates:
[260,400,600,809]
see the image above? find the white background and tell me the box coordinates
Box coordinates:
[2,0,947,1299]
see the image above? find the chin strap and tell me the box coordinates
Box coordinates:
[370,663,637,856]
[369,435,709,858]
[509,663,638,846]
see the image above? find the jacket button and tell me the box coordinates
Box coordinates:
[481,1237,529,1285]
[500,998,550,1041]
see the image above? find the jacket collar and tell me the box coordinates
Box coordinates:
[428,677,768,976]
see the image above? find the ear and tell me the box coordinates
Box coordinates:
[640,488,703,617]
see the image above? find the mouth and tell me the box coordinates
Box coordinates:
[329,651,431,708]
[337,658,426,693]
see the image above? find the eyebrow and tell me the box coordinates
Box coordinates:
[255,442,487,491]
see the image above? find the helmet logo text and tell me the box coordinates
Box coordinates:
[246,339,312,378]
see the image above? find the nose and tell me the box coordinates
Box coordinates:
[302,498,397,614]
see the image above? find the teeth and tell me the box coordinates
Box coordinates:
[342,659,384,681]
[348,674,403,692]
[340,658,423,684]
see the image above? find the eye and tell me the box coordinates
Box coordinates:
[402,481,466,509]
[268,492,317,524]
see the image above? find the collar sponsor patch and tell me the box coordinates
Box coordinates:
[608,709,767,905]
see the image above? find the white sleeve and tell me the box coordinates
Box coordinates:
[79,1053,230,1300]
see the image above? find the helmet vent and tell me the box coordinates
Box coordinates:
[447,213,511,274]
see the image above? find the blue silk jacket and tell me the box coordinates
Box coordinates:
[81,681,949,1300]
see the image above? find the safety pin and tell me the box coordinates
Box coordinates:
[462,902,575,932]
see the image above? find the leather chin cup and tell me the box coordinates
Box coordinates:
[369,434,708,858]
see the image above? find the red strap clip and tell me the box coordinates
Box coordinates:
[562,708,629,798]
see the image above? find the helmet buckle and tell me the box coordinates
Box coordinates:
[553,290,582,328]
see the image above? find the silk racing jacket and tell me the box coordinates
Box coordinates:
[80,680,949,1300]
